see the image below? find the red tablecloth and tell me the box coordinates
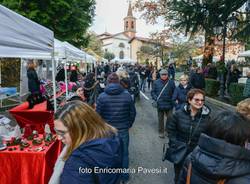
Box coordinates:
[0,138,62,184]
[9,101,54,133]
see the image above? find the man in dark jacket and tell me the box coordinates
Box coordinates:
[96,73,136,184]
[151,69,175,138]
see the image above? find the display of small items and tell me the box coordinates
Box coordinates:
[44,82,61,98]
[5,127,56,151]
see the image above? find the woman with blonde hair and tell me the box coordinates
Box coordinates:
[116,69,131,91]
[236,98,250,119]
[172,74,192,110]
[53,101,122,184]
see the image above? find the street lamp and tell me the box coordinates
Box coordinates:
[213,13,238,99]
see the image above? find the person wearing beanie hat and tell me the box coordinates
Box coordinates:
[107,72,120,84]
[159,69,168,75]
[96,72,136,183]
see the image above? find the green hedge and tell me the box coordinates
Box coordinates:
[228,83,245,105]
[205,79,220,97]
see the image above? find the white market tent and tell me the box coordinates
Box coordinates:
[0,5,58,110]
[54,39,89,96]
[110,57,136,65]
[63,42,87,62]
[238,50,250,57]
[0,5,53,59]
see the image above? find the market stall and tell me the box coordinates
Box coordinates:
[0,4,57,111]
[0,135,61,184]
[0,5,61,184]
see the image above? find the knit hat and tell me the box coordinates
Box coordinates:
[159,69,168,75]
[107,73,120,84]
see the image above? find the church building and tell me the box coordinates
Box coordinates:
[97,1,166,65]
[97,2,136,61]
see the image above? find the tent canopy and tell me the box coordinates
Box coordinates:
[110,57,136,64]
[54,39,85,61]
[238,50,250,57]
[0,5,53,59]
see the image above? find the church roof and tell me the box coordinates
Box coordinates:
[129,36,171,47]
[98,32,131,40]
[97,32,112,37]
[129,36,154,43]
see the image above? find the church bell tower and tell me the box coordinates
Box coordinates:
[124,1,136,38]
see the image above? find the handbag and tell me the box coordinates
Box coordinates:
[163,116,202,164]
[164,139,188,164]
[152,81,169,108]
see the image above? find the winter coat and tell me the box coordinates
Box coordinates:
[167,104,211,154]
[60,135,122,184]
[190,73,205,90]
[128,71,139,96]
[151,79,176,110]
[207,66,217,79]
[178,133,250,184]
[243,77,250,97]
[84,81,101,105]
[172,84,192,110]
[168,65,176,75]
[228,69,241,84]
[27,68,40,94]
[96,83,136,131]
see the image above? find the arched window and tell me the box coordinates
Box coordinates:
[119,51,124,59]
[131,21,134,29]
[119,42,125,48]
[125,21,128,29]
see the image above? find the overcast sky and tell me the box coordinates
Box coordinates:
[90,0,164,37]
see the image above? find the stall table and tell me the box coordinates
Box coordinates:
[9,101,54,133]
[0,138,61,184]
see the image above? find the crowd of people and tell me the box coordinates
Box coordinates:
[26,60,250,184]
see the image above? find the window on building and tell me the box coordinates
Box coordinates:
[126,21,128,29]
[119,43,125,48]
[119,51,124,59]
[131,21,134,29]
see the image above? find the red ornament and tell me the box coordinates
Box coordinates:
[23,125,32,138]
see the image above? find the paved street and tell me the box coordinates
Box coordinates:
[129,89,174,184]
[128,86,234,184]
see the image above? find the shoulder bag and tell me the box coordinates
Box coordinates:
[152,81,169,108]
[163,116,202,164]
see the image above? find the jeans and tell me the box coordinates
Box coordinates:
[140,78,146,92]
[118,130,130,181]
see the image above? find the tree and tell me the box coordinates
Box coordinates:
[0,0,96,48]
[85,32,104,57]
[134,0,248,66]
[104,51,115,61]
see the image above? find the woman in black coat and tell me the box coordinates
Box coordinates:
[27,61,40,94]
[166,88,211,184]
[178,111,250,184]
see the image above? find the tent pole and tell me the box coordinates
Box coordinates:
[51,40,57,111]
[0,61,1,86]
[65,59,68,98]
[20,59,23,99]
[65,49,69,98]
